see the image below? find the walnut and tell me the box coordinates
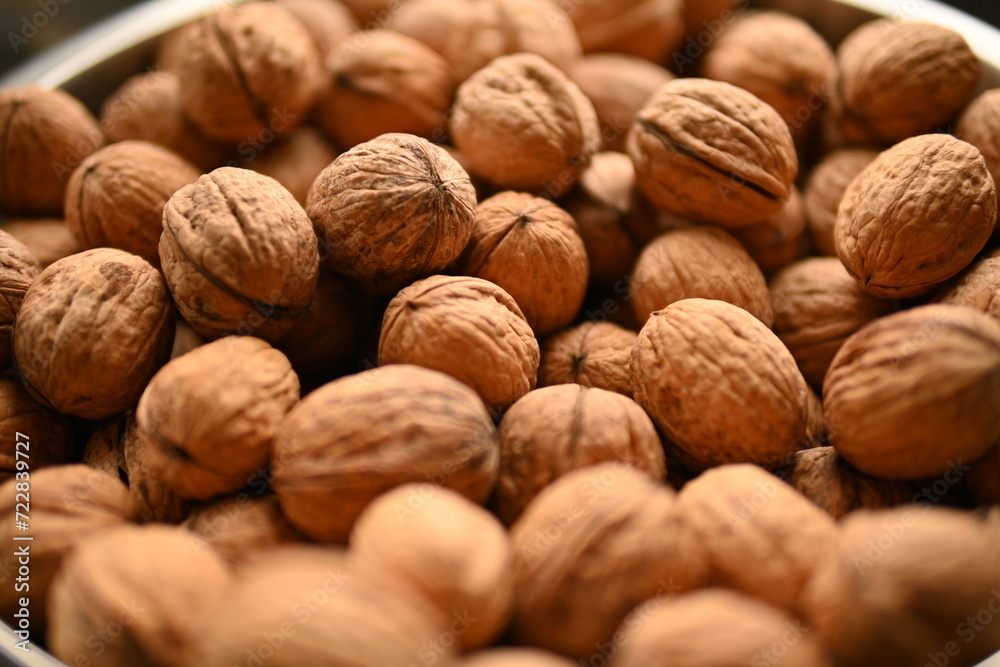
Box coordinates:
[0,218,80,269]
[836,134,996,298]
[0,230,39,369]
[272,364,499,543]
[630,226,773,328]
[677,464,837,614]
[569,56,674,153]
[137,336,299,501]
[246,126,339,206]
[458,649,577,667]
[458,191,589,336]
[449,53,601,194]
[682,0,747,39]
[316,30,458,147]
[769,257,897,389]
[494,384,665,524]
[184,493,304,566]
[378,275,539,411]
[161,167,320,342]
[306,133,476,293]
[631,299,810,471]
[803,147,878,256]
[568,0,683,63]
[65,140,200,264]
[48,525,232,667]
[824,304,1000,480]
[13,248,175,419]
[628,78,798,228]
[510,463,708,659]
[0,87,104,216]
[174,3,324,144]
[350,483,513,649]
[539,321,636,398]
[969,445,999,505]
[276,0,358,59]
[956,88,1000,189]
[0,376,72,482]
[937,254,1000,323]
[731,187,808,276]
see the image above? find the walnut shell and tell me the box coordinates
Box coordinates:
[0,376,72,482]
[246,126,339,206]
[803,147,878,256]
[539,321,636,398]
[378,275,539,411]
[682,0,747,39]
[510,463,708,659]
[937,254,1000,323]
[137,336,300,500]
[631,299,810,472]
[0,87,103,216]
[495,385,665,524]
[630,225,774,328]
[628,78,798,228]
[0,230,39,369]
[306,133,476,293]
[731,187,808,276]
[277,0,358,59]
[184,493,304,565]
[956,88,1000,190]
[824,304,1000,480]
[568,0,683,63]
[449,53,601,194]
[835,134,996,298]
[0,218,80,270]
[458,649,576,667]
[458,191,589,336]
[272,364,499,543]
[13,248,175,419]
[161,167,320,342]
[350,483,513,649]
[969,445,999,504]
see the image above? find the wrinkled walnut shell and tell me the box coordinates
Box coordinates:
[0,377,72,482]
[539,321,636,398]
[956,88,1000,190]
[937,254,1000,323]
[803,147,878,257]
[0,231,39,369]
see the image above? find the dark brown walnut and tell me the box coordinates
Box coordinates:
[612,589,834,667]
[184,493,304,566]
[836,134,996,299]
[0,219,79,270]
[628,78,798,228]
[567,0,684,62]
[137,336,300,501]
[0,231,39,368]
[495,385,665,524]
[632,299,811,472]
[956,88,1000,188]
[48,525,233,667]
[458,649,577,667]
[386,0,581,81]
[316,30,458,148]
[682,0,747,39]
[276,0,358,60]
[937,254,1000,323]
[701,10,836,143]
[731,187,808,276]
[13,248,174,419]
[968,445,999,504]
[678,464,837,614]
[0,377,72,482]
[306,133,476,293]
[379,275,539,411]
[783,447,916,519]
[770,257,897,389]
[803,507,1000,667]
[803,147,878,256]
[350,484,513,649]
[0,465,136,632]
[174,3,324,144]
[161,167,320,342]
[65,141,200,264]
[272,364,499,544]
[458,192,589,336]
[510,463,708,659]
[830,20,980,145]
[824,304,1000,480]
[449,53,601,194]
[0,87,103,216]
[246,126,338,206]
[630,225,774,328]
[539,321,637,398]
[339,0,394,23]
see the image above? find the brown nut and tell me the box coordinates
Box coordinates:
[731,187,808,276]
[824,304,1000,480]
[276,0,358,60]
[13,248,174,419]
[681,0,748,40]
[0,218,80,270]
[628,78,798,228]
[539,321,637,398]
[306,133,476,293]
[272,364,499,544]
[0,86,103,216]
[568,0,683,63]
[494,385,665,524]
[246,126,339,206]
[161,167,320,342]
[0,376,72,482]
[449,53,601,194]
[835,134,996,299]
[184,493,304,566]
[969,445,1000,505]
[956,88,1000,189]
[803,147,878,257]
[0,230,39,369]
[631,299,810,472]
[378,275,539,411]
[137,336,300,501]
[937,254,1000,323]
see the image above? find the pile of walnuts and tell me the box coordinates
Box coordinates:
[0,0,998,665]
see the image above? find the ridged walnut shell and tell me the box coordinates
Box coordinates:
[956,88,1000,189]
[803,148,878,257]
[0,376,72,482]
[184,493,304,565]
[937,254,1000,323]
[0,230,39,369]
[539,321,636,398]
[568,0,683,63]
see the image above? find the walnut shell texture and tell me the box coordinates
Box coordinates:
[937,254,1000,323]
[803,147,878,257]
[539,320,636,398]
[0,376,72,481]
[568,0,684,63]
[0,230,39,369]
[956,88,1000,190]
[184,493,304,565]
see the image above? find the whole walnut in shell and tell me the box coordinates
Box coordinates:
[539,321,637,398]
[835,134,996,298]
[350,484,513,649]
[378,275,539,411]
[803,147,878,256]
[246,126,339,206]
[937,254,1000,323]
[956,88,1000,189]
[0,377,72,482]
[631,299,811,472]
[495,385,665,524]
[567,0,683,63]
[306,133,476,293]
[137,336,300,501]
[824,304,1000,480]
[184,493,304,565]
[161,167,320,342]
[731,187,808,276]
[0,230,39,369]
[277,0,358,60]
[272,364,499,543]
[14,248,174,419]
[449,53,601,193]
[0,218,80,269]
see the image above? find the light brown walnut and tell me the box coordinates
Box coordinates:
[937,254,1000,323]
[247,126,338,206]
[803,148,878,256]
[0,218,80,269]
[539,321,636,398]
[567,0,684,63]
[731,187,808,276]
